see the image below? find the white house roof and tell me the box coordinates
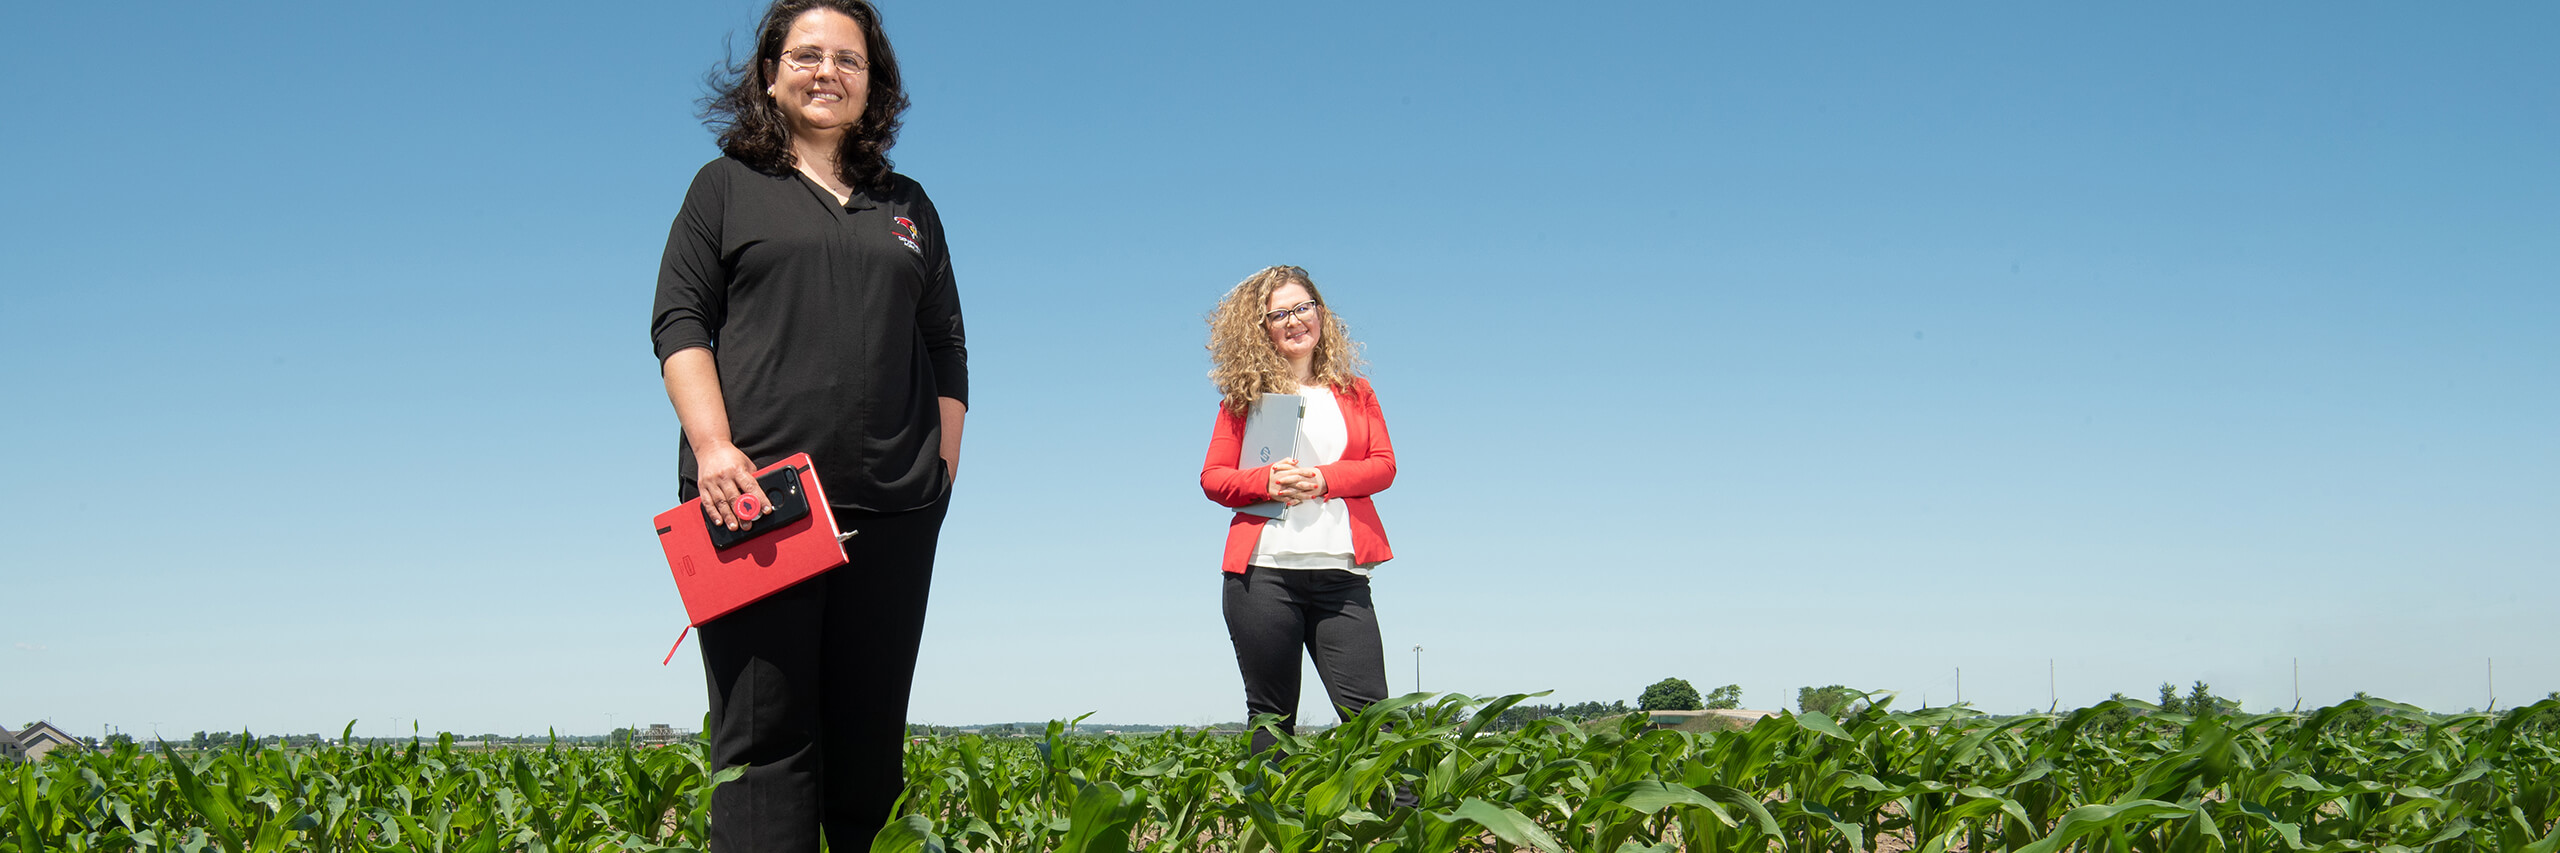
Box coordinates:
[18,722,76,746]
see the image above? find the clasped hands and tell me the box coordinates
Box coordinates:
[1265,458,1327,506]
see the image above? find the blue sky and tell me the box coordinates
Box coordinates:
[3,1,2552,739]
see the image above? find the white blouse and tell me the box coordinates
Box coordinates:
[1249,384,1364,574]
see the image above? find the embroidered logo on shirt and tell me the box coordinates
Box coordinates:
[891,217,923,255]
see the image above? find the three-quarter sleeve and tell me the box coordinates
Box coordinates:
[1201,404,1277,507]
[915,194,968,407]
[651,164,729,364]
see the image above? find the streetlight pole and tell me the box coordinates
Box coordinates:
[1412,645,1424,694]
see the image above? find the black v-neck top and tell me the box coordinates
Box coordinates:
[651,156,968,512]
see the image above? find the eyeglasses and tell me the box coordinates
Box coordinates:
[1263,301,1320,326]
[779,47,868,75]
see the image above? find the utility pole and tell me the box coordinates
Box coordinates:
[2292,658,2301,713]
[2488,658,2496,711]
[2049,659,2057,712]
[1955,667,1962,706]
[1412,646,1424,694]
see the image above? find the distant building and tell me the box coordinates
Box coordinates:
[5,722,81,762]
[638,723,692,747]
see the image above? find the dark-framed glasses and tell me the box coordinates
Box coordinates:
[1264,301,1320,326]
[780,47,868,74]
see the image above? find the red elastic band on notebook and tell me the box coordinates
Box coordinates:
[663,625,691,665]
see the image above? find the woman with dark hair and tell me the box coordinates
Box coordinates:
[1199,265,1398,757]
[649,0,964,849]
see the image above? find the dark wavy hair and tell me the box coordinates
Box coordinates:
[700,0,909,193]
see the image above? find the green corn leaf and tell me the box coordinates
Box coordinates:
[1695,784,1785,837]
[1459,693,1546,742]
[870,815,947,853]
[12,768,43,853]
[2014,800,2195,853]
[1058,781,1139,853]
[1795,712,1855,743]
[1445,798,1563,853]
[1594,779,1738,827]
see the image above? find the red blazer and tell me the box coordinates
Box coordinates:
[1199,378,1397,574]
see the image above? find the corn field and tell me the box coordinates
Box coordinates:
[9,693,2559,852]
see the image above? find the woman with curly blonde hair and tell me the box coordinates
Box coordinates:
[1199,265,1398,756]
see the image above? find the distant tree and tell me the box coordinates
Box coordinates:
[1492,700,1641,730]
[2337,692,2383,731]
[1640,678,1703,711]
[190,731,210,750]
[2157,682,2183,715]
[105,733,135,749]
[1569,700,1632,718]
[1493,703,1562,731]
[2088,692,2140,733]
[1704,684,1744,710]
[2187,681,2223,717]
[1798,685,1857,717]
[2514,693,2560,736]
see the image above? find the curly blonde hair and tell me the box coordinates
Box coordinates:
[1207,265,1364,416]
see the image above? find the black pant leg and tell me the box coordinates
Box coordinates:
[1303,571,1389,722]
[700,580,827,853]
[1303,571,1412,808]
[818,497,948,850]
[1222,567,1309,755]
[699,497,947,853]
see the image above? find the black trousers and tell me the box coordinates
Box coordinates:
[1222,566,1390,755]
[697,497,947,853]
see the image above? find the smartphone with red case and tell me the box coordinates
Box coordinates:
[704,464,813,550]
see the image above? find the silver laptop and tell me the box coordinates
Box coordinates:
[1233,393,1302,519]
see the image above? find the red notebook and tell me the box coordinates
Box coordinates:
[653,453,850,633]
